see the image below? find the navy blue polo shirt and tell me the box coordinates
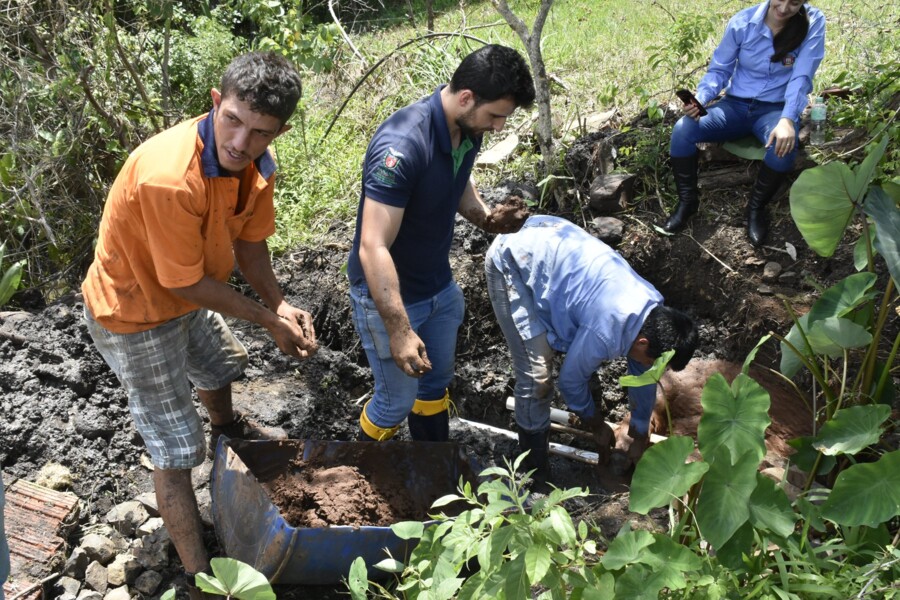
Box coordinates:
[347,85,482,302]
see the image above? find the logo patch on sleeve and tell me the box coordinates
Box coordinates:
[782,55,795,67]
[383,147,404,169]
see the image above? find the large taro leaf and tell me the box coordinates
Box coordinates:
[779,272,877,377]
[863,186,900,286]
[629,436,709,514]
[748,473,797,538]
[697,373,770,464]
[804,316,873,358]
[600,530,656,570]
[821,450,900,527]
[722,135,766,161]
[790,161,856,257]
[696,448,759,550]
[787,436,837,475]
[812,404,891,456]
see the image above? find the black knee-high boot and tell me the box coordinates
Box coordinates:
[663,154,700,232]
[746,163,787,247]
[517,428,551,493]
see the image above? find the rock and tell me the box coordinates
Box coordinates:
[588,173,635,214]
[57,594,78,600]
[54,575,82,597]
[757,284,774,295]
[85,561,109,595]
[133,528,171,571]
[763,261,783,281]
[136,516,164,537]
[80,533,116,565]
[107,553,142,586]
[103,585,130,600]
[134,570,163,595]
[77,591,104,600]
[64,546,91,578]
[74,406,115,440]
[134,492,159,517]
[106,500,149,536]
[590,217,625,245]
[779,271,798,283]
[476,134,519,166]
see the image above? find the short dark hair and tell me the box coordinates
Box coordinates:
[449,44,535,109]
[220,52,302,125]
[640,305,698,371]
[771,4,810,63]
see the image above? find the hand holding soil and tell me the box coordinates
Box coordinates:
[482,195,530,234]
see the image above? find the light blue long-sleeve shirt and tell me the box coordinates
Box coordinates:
[696,1,826,122]
[487,215,662,420]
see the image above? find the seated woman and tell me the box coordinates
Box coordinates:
[663,0,826,246]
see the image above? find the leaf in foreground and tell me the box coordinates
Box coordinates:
[629,436,708,514]
[821,450,900,527]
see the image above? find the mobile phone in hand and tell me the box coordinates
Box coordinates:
[676,89,708,116]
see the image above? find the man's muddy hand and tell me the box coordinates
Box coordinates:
[482,195,530,234]
[576,414,615,465]
[272,305,318,359]
[390,329,432,378]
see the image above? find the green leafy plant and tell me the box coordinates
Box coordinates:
[784,133,899,421]
[0,242,25,307]
[160,557,276,600]
[346,457,601,599]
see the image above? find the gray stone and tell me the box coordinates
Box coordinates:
[54,576,82,597]
[76,591,104,600]
[763,261,783,281]
[81,533,116,565]
[757,284,774,295]
[103,585,130,600]
[107,553,142,587]
[779,271,798,282]
[134,492,159,517]
[136,517,164,537]
[590,216,625,245]
[105,500,149,536]
[57,594,78,600]
[134,570,163,596]
[85,561,109,595]
[64,546,91,578]
[588,173,635,214]
[133,528,171,571]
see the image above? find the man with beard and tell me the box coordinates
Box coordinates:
[347,44,535,442]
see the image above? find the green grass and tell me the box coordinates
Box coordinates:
[268,0,899,252]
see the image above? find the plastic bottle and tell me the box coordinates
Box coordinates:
[809,96,826,145]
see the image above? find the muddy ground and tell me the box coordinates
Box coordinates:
[1,126,897,599]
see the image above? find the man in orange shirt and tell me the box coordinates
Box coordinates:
[81,52,316,597]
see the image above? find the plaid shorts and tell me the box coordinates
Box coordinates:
[84,307,248,469]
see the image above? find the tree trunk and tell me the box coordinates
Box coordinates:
[490,0,556,177]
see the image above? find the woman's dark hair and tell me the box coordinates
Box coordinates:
[220,52,302,125]
[449,44,535,109]
[771,4,810,63]
[640,305,699,371]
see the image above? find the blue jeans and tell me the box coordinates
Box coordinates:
[486,260,657,434]
[350,280,464,428]
[1,478,9,600]
[670,95,798,172]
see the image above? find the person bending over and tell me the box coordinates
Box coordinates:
[486,215,698,489]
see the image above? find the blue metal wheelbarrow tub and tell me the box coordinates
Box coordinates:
[210,438,477,585]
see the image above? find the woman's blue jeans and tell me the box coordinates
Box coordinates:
[670,95,798,172]
[350,280,464,428]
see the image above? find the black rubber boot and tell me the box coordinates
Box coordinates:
[357,425,379,442]
[663,154,700,233]
[746,163,787,247]
[518,428,551,494]
[407,410,449,442]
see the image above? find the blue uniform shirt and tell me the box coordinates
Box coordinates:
[487,215,663,418]
[347,86,482,302]
[696,1,826,122]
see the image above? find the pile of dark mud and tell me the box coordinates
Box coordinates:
[1,128,896,599]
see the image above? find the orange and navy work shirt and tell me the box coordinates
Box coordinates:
[82,111,277,334]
